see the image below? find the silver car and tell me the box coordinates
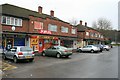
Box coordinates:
[42,46,73,58]
[2,46,35,63]
[103,45,110,51]
[78,45,100,53]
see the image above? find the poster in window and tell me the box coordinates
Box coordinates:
[34,21,43,30]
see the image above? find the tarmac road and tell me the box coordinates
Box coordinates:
[2,46,118,78]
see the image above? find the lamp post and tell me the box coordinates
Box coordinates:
[115,32,117,44]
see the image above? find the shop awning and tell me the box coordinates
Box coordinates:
[59,36,77,40]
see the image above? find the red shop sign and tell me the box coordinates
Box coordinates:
[38,30,52,34]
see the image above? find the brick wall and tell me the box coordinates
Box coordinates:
[29,16,77,37]
[2,19,29,33]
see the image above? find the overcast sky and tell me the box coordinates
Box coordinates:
[0,0,119,29]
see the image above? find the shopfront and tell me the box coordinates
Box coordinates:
[30,35,58,53]
[2,33,26,50]
[59,37,77,48]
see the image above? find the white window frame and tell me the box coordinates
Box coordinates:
[10,17,15,25]
[6,16,10,25]
[48,24,57,32]
[1,16,22,26]
[61,26,68,33]
[86,32,89,36]
[71,28,76,34]
[1,16,7,24]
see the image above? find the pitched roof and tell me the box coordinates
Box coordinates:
[76,24,87,31]
[0,3,70,24]
[76,24,100,32]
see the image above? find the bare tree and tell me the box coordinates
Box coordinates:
[92,21,98,29]
[69,18,78,26]
[92,18,113,30]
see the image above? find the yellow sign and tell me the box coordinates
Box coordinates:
[30,38,39,51]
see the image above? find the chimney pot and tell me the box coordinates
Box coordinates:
[50,10,54,17]
[38,6,42,14]
[80,20,82,25]
[85,22,87,26]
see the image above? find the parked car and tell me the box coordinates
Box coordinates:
[2,46,35,63]
[77,45,100,53]
[94,44,104,52]
[103,45,110,51]
[41,46,73,58]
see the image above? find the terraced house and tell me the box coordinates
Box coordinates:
[76,20,105,48]
[0,3,77,52]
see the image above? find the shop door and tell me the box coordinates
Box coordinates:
[39,39,44,52]
[6,38,13,50]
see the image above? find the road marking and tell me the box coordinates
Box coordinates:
[2,62,17,71]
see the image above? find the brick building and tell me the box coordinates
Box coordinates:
[0,4,77,52]
[76,20,105,47]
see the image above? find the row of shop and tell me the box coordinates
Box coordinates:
[2,33,77,52]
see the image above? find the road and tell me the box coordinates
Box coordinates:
[1,46,118,78]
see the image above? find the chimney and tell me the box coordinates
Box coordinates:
[38,6,42,14]
[85,22,87,26]
[50,10,54,17]
[80,20,82,25]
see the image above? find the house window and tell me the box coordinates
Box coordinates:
[90,32,94,37]
[71,29,76,34]
[86,32,89,36]
[48,24,57,32]
[1,16,6,24]
[95,33,98,37]
[6,17,10,25]
[11,17,15,25]
[1,16,22,26]
[101,35,103,38]
[34,21,43,30]
[18,19,22,26]
[61,26,68,33]
[15,18,18,26]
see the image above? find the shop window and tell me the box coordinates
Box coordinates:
[44,39,49,43]
[52,40,58,45]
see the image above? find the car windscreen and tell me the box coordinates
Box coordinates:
[20,47,33,51]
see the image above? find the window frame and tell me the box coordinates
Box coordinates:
[61,26,68,33]
[71,28,76,34]
[48,24,57,32]
[1,16,22,26]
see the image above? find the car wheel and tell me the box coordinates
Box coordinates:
[66,55,71,58]
[42,52,46,56]
[29,59,34,62]
[79,49,82,53]
[2,54,7,60]
[56,53,61,58]
[106,49,109,51]
[13,56,18,63]
[91,50,94,53]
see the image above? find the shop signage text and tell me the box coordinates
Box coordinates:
[38,30,52,34]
